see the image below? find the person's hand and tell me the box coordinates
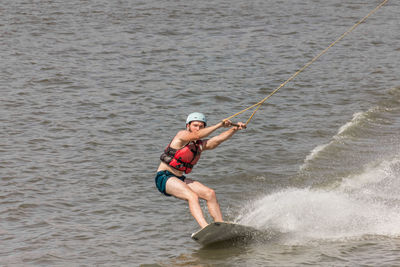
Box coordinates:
[221,119,232,128]
[233,122,246,130]
[221,120,247,129]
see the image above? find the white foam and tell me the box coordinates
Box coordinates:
[340,157,400,202]
[337,111,365,136]
[301,110,369,170]
[237,157,400,243]
[300,143,330,170]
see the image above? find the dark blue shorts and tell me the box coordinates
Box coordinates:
[155,170,186,196]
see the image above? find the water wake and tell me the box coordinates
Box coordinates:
[301,87,400,172]
[236,156,400,244]
[301,110,372,171]
[237,88,400,244]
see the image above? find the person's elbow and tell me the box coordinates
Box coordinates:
[205,141,220,150]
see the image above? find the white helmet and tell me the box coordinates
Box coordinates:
[186,112,207,126]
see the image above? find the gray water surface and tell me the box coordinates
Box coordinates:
[1,0,400,266]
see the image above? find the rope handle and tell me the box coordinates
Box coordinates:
[221,121,247,129]
[230,122,246,128]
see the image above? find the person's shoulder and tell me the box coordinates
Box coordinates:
[174,129,191,142]
[176,129,189,137]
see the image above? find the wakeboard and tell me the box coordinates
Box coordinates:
[191,222,260,246]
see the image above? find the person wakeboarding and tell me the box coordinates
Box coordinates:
[155,112,246,229]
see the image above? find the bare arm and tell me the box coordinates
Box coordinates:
[203,122,246,150]
[169,121,226,149]
[179,122,224,142]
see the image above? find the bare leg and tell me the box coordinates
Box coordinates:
[165,177,208,228]
[186,179,223,222]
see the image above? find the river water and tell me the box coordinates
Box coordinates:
[1,0,399,266]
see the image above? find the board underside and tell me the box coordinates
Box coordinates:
[191,222,260,245]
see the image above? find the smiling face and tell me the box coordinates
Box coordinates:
[186,121,205,132]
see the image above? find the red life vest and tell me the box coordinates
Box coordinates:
[160,140,203,174]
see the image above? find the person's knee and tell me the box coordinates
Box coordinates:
[204,188,217,201]
[187,191,199,203]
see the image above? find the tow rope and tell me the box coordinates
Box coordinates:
[224,0,389,126]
